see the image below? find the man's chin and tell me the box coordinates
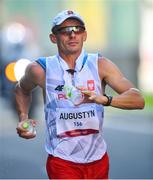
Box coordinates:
[67,47,81,54]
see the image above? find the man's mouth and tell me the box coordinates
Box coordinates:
[68,41,79,46]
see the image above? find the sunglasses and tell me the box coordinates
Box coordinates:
[55,26,85,35]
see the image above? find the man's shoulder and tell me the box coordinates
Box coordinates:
[97,56,116,77]
[98,56,112,66]
[26,61,45,78]
[23,61,45,88]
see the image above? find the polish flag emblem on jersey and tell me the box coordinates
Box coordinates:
[87,80,95,91]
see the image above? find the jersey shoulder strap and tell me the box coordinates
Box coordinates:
[36,57,46,71]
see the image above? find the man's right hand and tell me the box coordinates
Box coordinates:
[16,119,37,139]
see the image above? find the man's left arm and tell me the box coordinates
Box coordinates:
[82,57,145,109]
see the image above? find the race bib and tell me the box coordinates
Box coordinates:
[56,105,99,138]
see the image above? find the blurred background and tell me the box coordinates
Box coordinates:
[0,0,153,179]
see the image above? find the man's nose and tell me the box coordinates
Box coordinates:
[69,30,76,37]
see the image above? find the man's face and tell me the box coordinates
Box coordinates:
[50,19,87,55]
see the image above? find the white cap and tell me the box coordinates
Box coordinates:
[52,10,85,31]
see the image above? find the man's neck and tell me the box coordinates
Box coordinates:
[58,50,82,69]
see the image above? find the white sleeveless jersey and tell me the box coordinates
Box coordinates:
[45,50,107,163]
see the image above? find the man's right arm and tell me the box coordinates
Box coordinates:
[15,62,45,138]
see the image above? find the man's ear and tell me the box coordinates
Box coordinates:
[49,34,57,44]
[83,31,87,42]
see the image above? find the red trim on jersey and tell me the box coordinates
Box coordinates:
[57,129,99,138]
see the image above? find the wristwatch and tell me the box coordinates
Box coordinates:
[103,94,113,106]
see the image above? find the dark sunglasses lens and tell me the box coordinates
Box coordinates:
[57,26,85,35]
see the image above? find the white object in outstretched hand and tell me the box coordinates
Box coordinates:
[22,119,36,135]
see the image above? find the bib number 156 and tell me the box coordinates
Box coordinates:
[74,121,83,127]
